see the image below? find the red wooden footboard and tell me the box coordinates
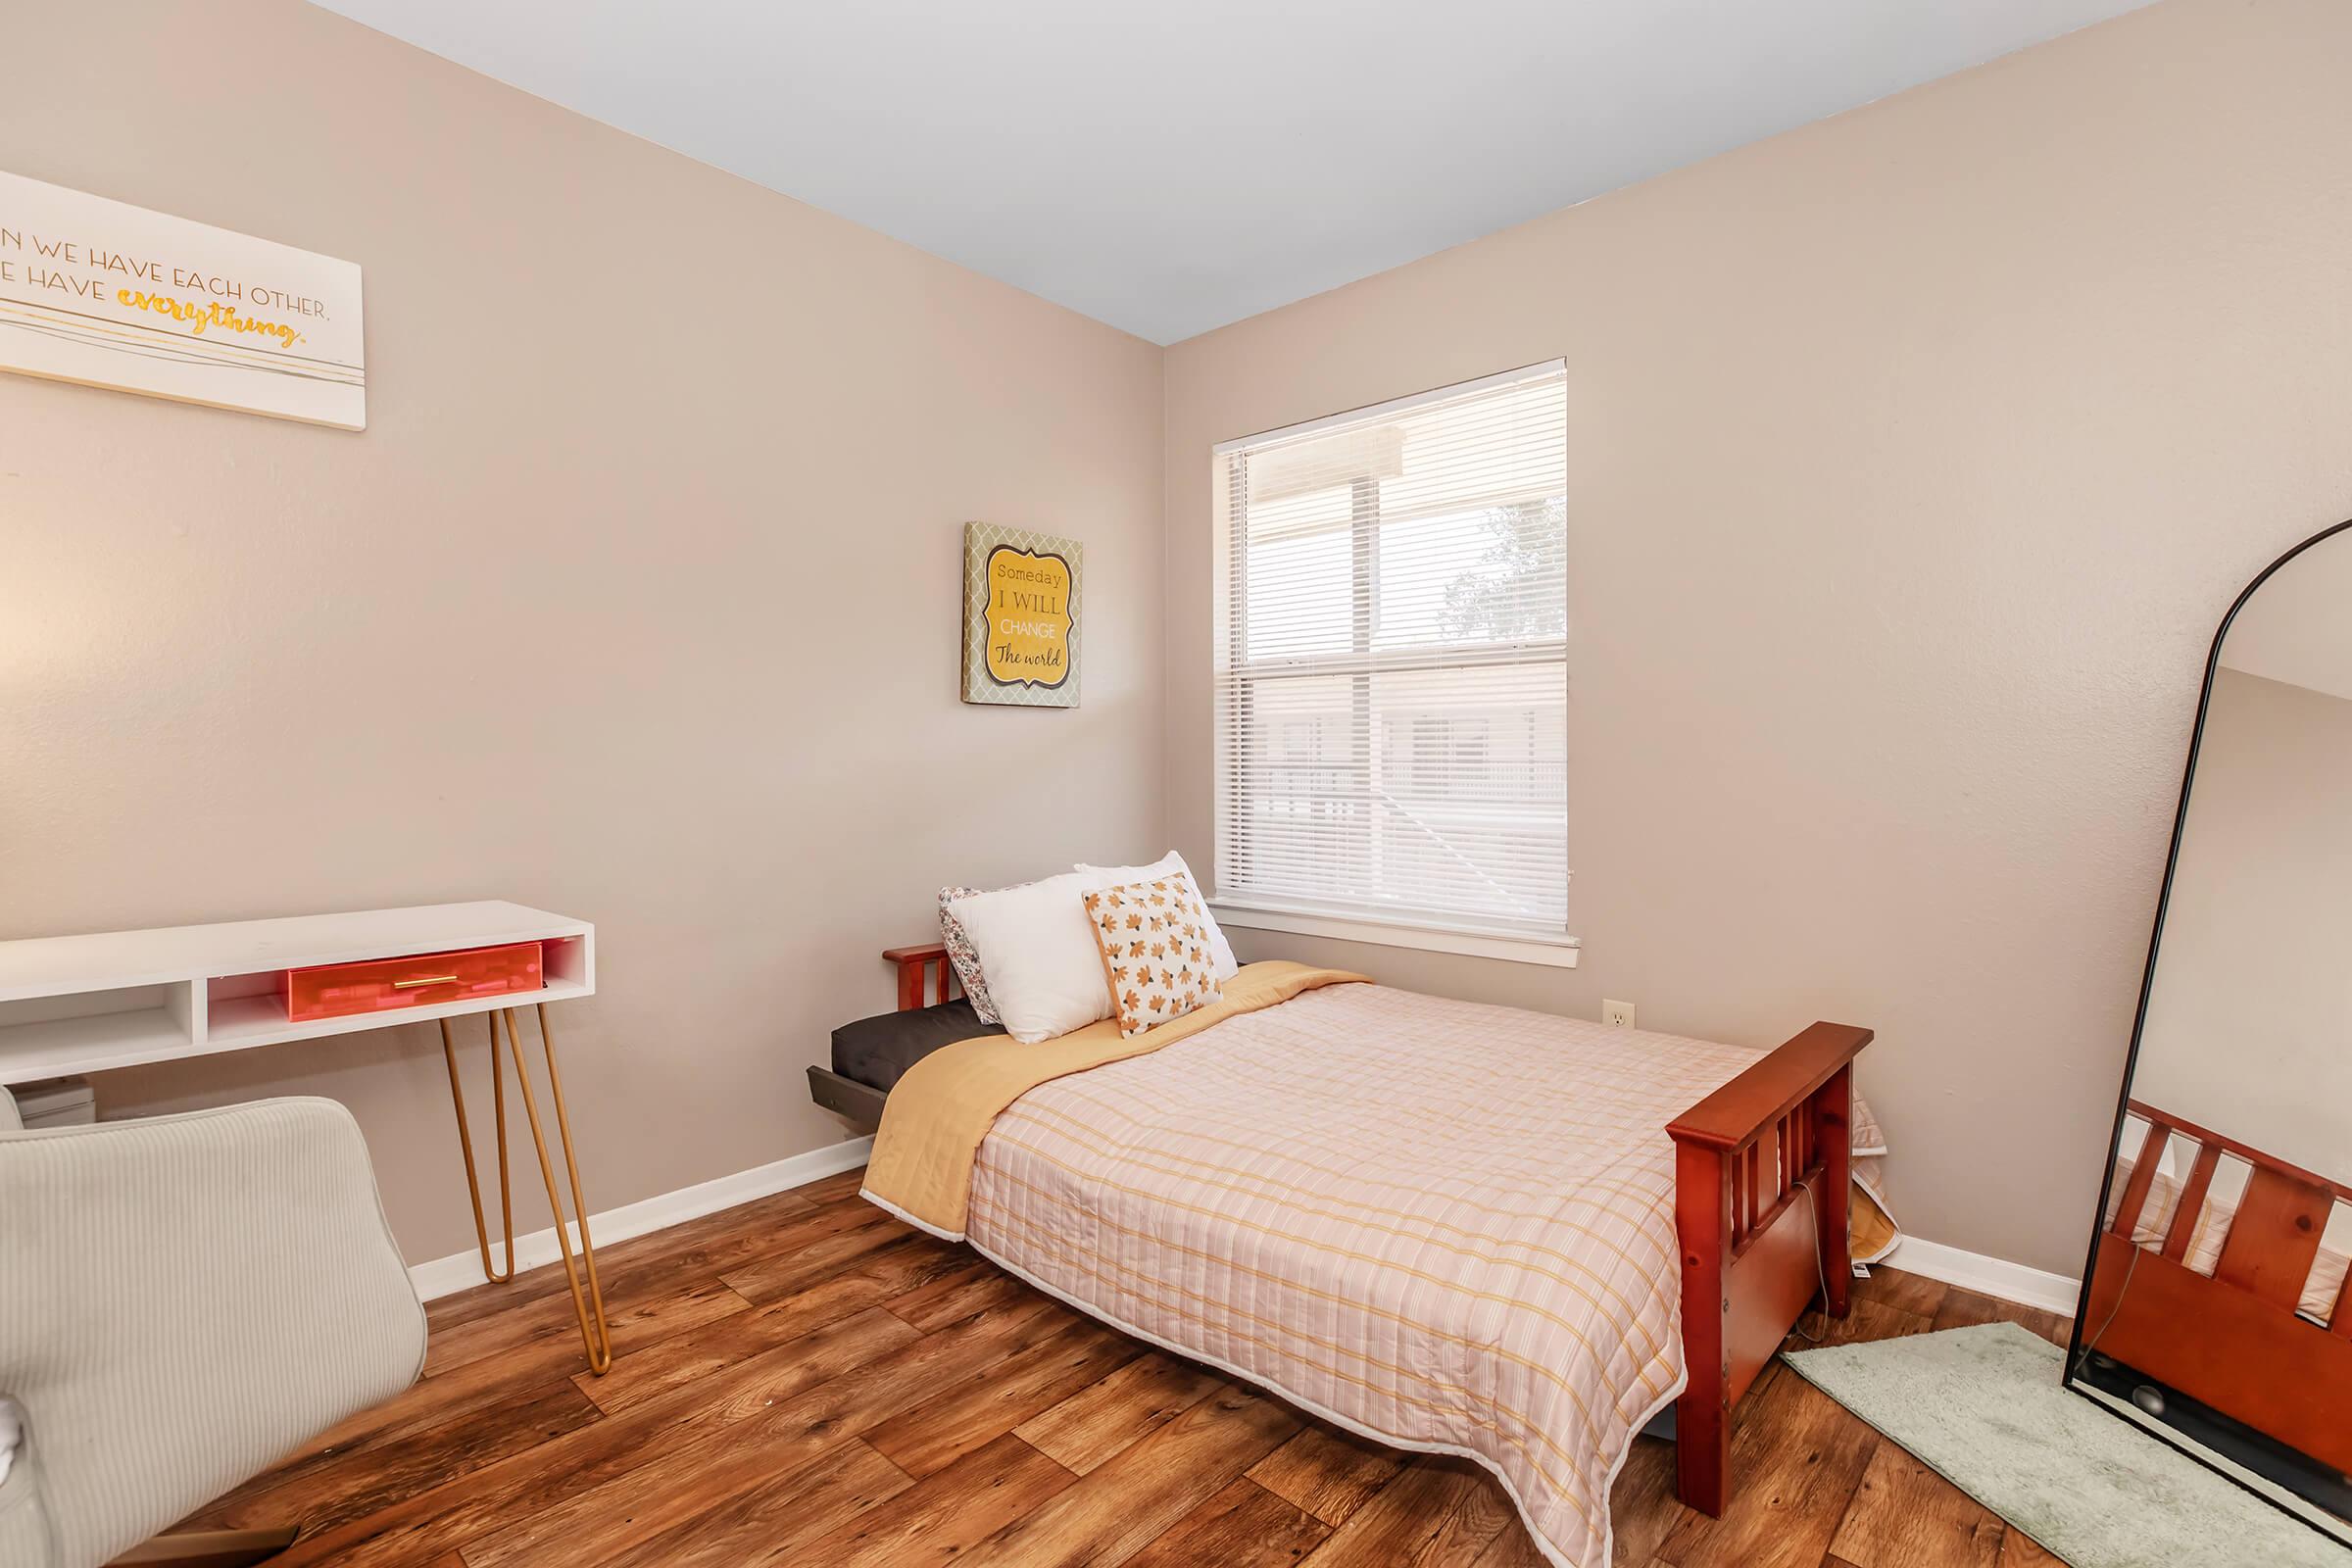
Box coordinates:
[1668,1021,1873,1515]
[2086,1101,2352,1475]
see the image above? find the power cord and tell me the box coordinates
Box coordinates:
[1782,1179,1837,1346]
[2072,1234,2142,1382]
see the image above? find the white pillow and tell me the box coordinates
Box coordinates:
[1074,852,1238,981]
[946,870,1117,1043]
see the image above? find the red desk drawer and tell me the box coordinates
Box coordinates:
[284,942,544,1023]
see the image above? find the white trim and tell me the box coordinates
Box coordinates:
[406,1135,874,1301]
[1210,902,1580,968]
[1211,359,1567,455]
[1886,1234,2082,1317]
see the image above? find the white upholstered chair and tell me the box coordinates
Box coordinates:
[0,1084,425,1568]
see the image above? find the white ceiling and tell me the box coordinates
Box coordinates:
[316,0,2151,344]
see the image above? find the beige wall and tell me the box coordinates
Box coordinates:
[7,0,2347,1283]
[2135,668,2352,1182]
[1163,0,2352,1274]
[0,2,1165,1264]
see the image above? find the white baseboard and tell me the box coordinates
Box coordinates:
[407,1135,874,1302]
[1886,1234,2082,1317]
[408,1140,2081,1325]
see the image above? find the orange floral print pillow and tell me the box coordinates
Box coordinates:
[1082,875,1222,1037]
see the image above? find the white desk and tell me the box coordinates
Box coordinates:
[0,901,612,1373]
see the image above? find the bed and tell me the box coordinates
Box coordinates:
[808,943,1877,1568]
[2086,1100,2352,1478]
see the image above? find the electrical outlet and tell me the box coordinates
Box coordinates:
[1601,999,1636,1028]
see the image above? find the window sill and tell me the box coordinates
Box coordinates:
[1207,903,1581,969]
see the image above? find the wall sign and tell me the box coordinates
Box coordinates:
[961,521,1081,709]
[0,170,365,430]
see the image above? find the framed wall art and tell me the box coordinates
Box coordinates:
[961,521,1080,709]
[0,169,365,430]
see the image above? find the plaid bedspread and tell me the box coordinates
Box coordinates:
[964,981,1873,1568]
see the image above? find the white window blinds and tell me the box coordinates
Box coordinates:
[1212,363,1569,941]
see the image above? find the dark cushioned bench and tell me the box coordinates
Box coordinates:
[809,998,1008,1127]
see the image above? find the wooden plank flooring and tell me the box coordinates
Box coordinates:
[189,1166,2072,1566]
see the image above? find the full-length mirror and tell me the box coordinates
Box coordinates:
[2071,520,2352,1541]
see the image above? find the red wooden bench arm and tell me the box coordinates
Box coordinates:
[881,944,956,1011]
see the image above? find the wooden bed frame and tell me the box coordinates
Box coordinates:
[2085,1099,2352,1476]
[808,943,1872,1517]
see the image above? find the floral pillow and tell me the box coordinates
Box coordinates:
[1082,875,1222,1037]
[937,886,1004,1024]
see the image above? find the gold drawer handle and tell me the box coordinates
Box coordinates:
[392,975,461,989]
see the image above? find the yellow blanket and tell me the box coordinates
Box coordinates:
[859,959,1368,1238]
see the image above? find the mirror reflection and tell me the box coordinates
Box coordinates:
[2073,523,2352,1541]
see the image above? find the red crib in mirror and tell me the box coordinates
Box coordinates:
[2086,1099,2352,1477]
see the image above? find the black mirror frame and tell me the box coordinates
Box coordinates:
[2062,515,2352,1515]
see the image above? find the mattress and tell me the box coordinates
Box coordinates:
[831,999,1004,1093]
[957,980,1820,1568]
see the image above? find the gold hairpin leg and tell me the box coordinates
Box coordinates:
[441,1015,514,1284]
[438,1004,612,1374]
[500,1004,612,1375]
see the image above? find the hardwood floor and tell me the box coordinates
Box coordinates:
[189,1167,2073,1567]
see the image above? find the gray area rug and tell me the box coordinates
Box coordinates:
[1782,1322,2352,1568]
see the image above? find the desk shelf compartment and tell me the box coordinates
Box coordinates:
[0,984,201,1081]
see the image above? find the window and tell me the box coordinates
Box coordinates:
[1212,363,1570,946]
